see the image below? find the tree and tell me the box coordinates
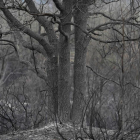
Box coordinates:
[0,0,82,124]
[0,0,140,126]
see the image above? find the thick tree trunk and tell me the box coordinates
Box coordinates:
[58,0,72,122]
[47,55,58,121]
[71,1,90,124]
[58,38,71,122]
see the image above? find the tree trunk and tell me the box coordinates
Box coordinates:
[71,1,90,124]
[47,55,58,121]
[58,0,72,122]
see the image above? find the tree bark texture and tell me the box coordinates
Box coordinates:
[58,0,73,122]
[71,1,90,124]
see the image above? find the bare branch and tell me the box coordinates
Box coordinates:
[63,22,140,43]
[24,0,58,46]
[86,65,119,85]
[20,60,47,81]
[101,0,120,4]
[13,31,47,57]
[52,0,64,13]
[0,0,53,56]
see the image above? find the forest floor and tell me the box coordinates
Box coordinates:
[0,123,139,140]
[0,122,115,140]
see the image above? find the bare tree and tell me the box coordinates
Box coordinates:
[0,0,140,127]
